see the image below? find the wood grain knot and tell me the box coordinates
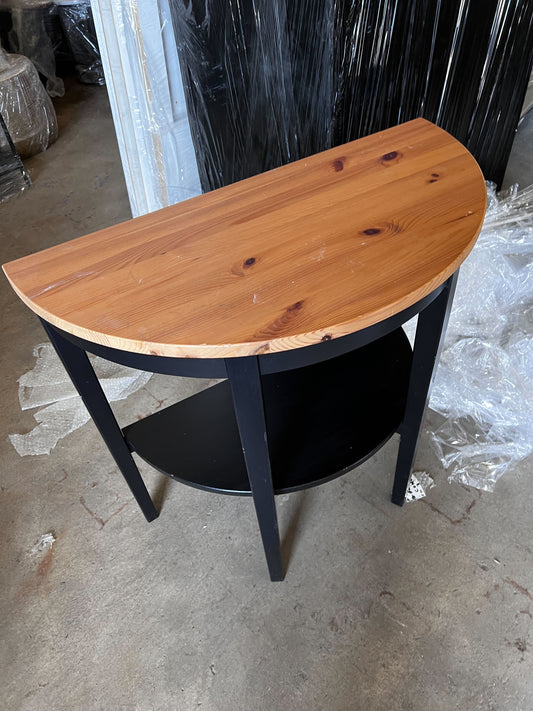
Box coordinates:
[380,150,402,166]
[251,343,271,355]
[288,300,304,312]
[321,334,332,341]
[243,257,256,268]
[362,228,382,236]
[428,172,440,183]
[254,300,305,338]
[332,158,345,172]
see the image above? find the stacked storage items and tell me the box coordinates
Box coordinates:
[170,0,533,191]
[0,47,57,158]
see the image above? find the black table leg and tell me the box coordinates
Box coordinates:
[40,320,158,522]
[391,272,458,505]
[226,356,284,581]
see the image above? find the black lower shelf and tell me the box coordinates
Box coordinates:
[122,328,412,495]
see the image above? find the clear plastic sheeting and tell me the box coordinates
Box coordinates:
[92,0,532,215]
[171,0,336,190]
[3,0,65,97]
[170,0,533,192]
[91,0,201,216]
[56,0,104,85]
[429,183,533,492]
[0,47,58,157]
[9,343,152,456]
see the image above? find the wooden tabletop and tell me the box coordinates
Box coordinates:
[3,119,486,359]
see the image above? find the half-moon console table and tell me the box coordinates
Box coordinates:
[3,119,486,581]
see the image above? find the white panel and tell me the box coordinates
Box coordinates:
[91,0,201,217]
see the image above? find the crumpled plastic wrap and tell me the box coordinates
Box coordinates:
[9,343,152,456]
[170,0,533,192]
[0,110,31,202]
[429,183,533,491]
[0,47,58,157]
[56,0,104,85]
[3,0,65,97]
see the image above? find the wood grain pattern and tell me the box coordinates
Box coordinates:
[3,119,486,358]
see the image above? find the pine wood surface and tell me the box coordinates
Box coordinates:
[3,119,486,358]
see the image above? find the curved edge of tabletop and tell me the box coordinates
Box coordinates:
[3,244,484,361]
[2,119,488,359]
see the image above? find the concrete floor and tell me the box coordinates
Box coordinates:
[1,83,532,710]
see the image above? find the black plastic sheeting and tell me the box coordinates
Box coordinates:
[57,2,104,86]
[0,113,31,204]
[171,0,533,193]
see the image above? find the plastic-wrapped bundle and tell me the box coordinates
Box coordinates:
[171,0,335,190]
[0,47,58,157]
[89,0,202,216]
[0,111,31,202]
[429,183,533,491]
[170,0,533,192]
[2,0,65,97]
[56,0,104,85]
